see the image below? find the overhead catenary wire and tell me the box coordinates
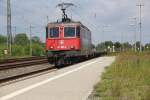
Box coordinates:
[1,0,111,45]
[69,1,114,44]
[71,9,104,44]
[1,0,57,25]
[1,0,103,44]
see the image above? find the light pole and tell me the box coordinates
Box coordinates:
[129,17,137,52]
[121,32,124,52]
[137,2,144,52]
[46,15,49,24]
[133,18,137,52]
[102,25,110,51]
[29,25,34,56]
[7,0,12,56]
[102,27,105,51]
[12,26,16,43]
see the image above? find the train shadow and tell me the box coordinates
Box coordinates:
[55,56,99,69]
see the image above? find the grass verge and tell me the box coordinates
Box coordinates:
[93,52,150,100]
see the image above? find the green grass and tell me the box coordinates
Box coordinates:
[0,44,45,60]
[0,44,7,59]
[93,52,150,100]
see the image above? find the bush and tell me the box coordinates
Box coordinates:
[14,33,29,45]
[24,45,30,55]
[11,45,26,56]
[0,44,6,59]
[0,43,45,59]
[32,43,45,56]
[0,35,7,44]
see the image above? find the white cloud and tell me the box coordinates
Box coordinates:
[0,0,149,44]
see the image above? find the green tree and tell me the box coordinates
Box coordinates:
[91,44,96,49]
[114,42,121,48]
[123,42,132,48]
[105,41,113,48]
[32,36,41,44]
[96,42,105,52]
[135,41,144,51]
[14,33,29,45]
[32,43,45,56]
[0,35,7,44]
[11,45,25,56]
[136,41,140,49]
[144,43,150,51]
[114,42,121,52]
[122,42,132,51]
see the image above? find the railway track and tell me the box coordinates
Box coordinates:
[0,56,48,70]
[0,53,107,85]
[0,56,55,84]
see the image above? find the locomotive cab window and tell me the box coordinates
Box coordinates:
[49,27,59,38]
[46,27,48,38]
[76,27,80,37]
[64,27,75,37]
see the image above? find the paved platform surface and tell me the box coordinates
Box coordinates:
[0,57,115,100]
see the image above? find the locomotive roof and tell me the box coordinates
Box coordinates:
[48,21,90,32]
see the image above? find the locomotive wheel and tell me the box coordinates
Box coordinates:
[55,58,65,68]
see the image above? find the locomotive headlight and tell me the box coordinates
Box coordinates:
[70,45,75,49]
[50,46,54,49]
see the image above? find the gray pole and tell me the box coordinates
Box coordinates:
[7,0,12,55]
[14,26,16,38]
[129,17,137,52]
[46,16,49,23]
[121,32,124,52]
[12,26,16,43]
[102,29,105,51]
[102,25,110,51]
[102,26,106,51]
[30,25,32,56]
[134,18,137,52]
[137,3,144,52]
[29,25,34,56]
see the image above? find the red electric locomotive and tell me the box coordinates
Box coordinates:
[46,3,95,66]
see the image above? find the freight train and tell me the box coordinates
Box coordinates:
[46,3,103,67]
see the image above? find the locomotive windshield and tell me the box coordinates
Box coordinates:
[64,27,75,37]
[49,27,59,38]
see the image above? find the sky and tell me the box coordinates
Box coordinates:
[0,0,149,44]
